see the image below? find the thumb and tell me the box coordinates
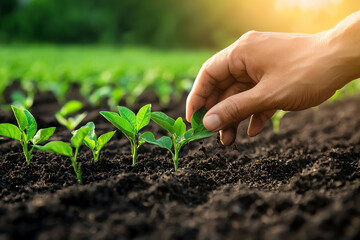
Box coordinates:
[203,86,269,132]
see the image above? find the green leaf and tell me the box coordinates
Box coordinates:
[136,104,151,131]
[184,130,213,144]
[71,126,90,148]
[83,122,96,150]
[55,113,68,128]
[32,127,56,145]
[34,141,73,157]
[83,137,96,151]
[69,112,87,130]
[118,106,136,128]
[97,131,116,151]
[24,110,37,140]
[191,107,208,131]
[58,100,83,117]
[11,105,28,131]
[84,122,96,141]
[173,117,186,136]
[138,137,145,147]
[140,132,172,151]
[0,123,22,141]
[100,111,134,138]
[151,112,175,134]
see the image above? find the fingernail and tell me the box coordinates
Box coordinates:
[203,114,222,131]
[247,127,259,137]
[220,130,228,146]
[220,130,235,146]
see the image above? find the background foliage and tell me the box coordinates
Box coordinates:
[1,0,359,48]
[0,0,233,48]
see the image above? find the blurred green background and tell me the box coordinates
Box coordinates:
[0,0,360,110]
[1,0,360,48]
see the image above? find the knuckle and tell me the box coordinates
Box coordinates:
[227,44,240,70]
[240,30,259,42]
[201,57,212,70]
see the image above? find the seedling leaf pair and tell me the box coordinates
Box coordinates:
[100,104,151,165]
[141,107,213,170]
[82,122,116,162]
[0,106,56,164]
[55,100,87,131]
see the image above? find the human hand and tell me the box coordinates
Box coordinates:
[186,23,360,145]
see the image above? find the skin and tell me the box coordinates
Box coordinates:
[186,11,360,146]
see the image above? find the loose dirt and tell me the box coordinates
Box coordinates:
[0,90,360,240]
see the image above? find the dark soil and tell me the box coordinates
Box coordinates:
[1,89,360,240]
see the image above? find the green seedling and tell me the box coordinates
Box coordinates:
[271,110,288,133]
[100,104,151,165]
[141,107,213,170]
[34,126,90,182]
[47,81,70,104]
[87,86,124,111]
[55,100,87,131]
[81,122,116,162]
[11,91,34,110]
[0,106,56,164]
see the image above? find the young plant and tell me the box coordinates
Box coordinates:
[34,126,90,182]
[0,106,56,164]
[100,104,151,165]
[141,107,213,170]
[271,110,288,133]
[82,122,116,162]
[11,91,34,110]
[55,100,87,131]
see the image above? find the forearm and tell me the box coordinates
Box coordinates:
[323,11,360,87]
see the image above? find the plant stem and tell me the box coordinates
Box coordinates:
[22,142,31,164]
[272,119,280,133]
[71,148,82,182]
[128,138,137,165]
[132,142,137,165]
[174,148,179,171]
[21,132,31,164]
[93,151,99,162]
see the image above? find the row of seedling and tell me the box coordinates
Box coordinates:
[0,105,213,182]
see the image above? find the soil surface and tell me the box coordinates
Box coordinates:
[0,88,360,240]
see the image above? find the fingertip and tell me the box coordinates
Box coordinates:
[220,127,236,146]
[203,114,222,132]
[186,109,192,123]
[185,93,195,122]
[247,114,266,137]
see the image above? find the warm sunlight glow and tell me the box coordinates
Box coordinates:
[275,0,343,11]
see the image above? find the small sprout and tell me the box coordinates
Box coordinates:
[108,87,124,111]
[271,110,288,133]
[82,122,116,162]
[100,104,151,165]
[11,91,34,110]
[55,100,87,131]
[0,106,56,164]
[47,81,70,104]
[141,107,213,170]
[34,126,90,182]
[88,86,112,107]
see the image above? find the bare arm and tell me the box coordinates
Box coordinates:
[186,11,360,145]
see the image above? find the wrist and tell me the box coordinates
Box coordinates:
[322,12,360,86]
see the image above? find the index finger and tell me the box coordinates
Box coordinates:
[186,46,236,122]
